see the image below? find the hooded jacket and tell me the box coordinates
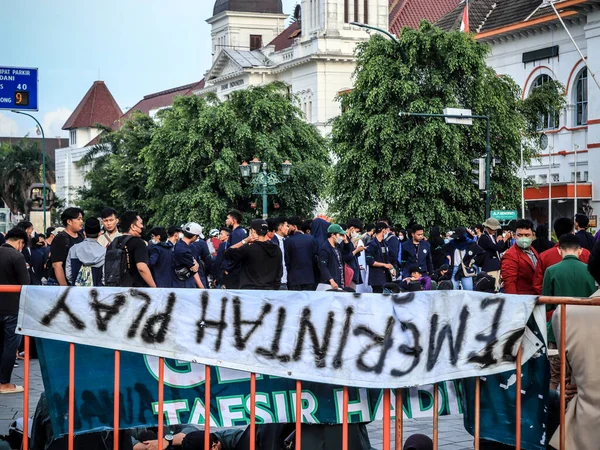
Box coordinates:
[310,218,331,249]
[224,240,283,290]
[66,238,106,286]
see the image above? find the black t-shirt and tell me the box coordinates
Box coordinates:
[48,232,84,279]
[122,236,150,287]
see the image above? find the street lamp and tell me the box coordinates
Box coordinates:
[350,22,400,44]
[239,158,292,219]
[399,110,492,219]
[11,110,47,231]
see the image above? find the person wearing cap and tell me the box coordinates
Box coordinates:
[65,218,106,287]
[285,216,318,291]
[365,222,395,293]
[148,227,174,288]
[478,217,506,289]
[317,224,353,291]
[208,228,221,257]
[441,227,483,291]
[172,223,205,289]
[224,219,283,290]
[212,227,231,288]
[401,266,432,291]
[190,224,210,289]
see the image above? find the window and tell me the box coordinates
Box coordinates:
[552,173,560,183]
[364,0,369,23]
[70,130,76,146]
[354,0,359,22]
[308,101,313,122]
[575,68,588,126]
[250,35,263,51]
[571,171,589,182]
[344,0,349,23]
[531,75,559,130]
[539,174,548,184]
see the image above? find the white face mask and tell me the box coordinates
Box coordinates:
[151,239,158,245]
[178,233,184,240]
[335,236,344,245]
[352,232,360,239]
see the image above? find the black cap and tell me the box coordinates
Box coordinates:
[408,266,424,274]
[251,219,269,234]
[85,218,101,236]
[439,264,449,271]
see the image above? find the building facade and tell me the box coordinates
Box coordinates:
[439,0,600,228]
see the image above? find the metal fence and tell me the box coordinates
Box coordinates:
[4,284,598,450]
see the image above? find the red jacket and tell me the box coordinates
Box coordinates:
[501,244,539,295]
[533,244,590,295]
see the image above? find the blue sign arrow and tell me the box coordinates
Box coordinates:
[0,66,38,111]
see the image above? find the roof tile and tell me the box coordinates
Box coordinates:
[62,81,122,130]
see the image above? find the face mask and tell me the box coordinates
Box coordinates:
[151,239,158,245]
[444,238,450,244]
[384,232,390,239]
[516,237,533,249]
[352,232,360,239]
[335,236,344,245]
[178,233,184,240]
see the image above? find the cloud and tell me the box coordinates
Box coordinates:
[42,108,72,138]
[0,112,20,136]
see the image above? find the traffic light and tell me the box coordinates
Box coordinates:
[471,158,485,190]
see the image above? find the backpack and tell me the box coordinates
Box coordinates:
[104,236,134,287]
[74,265,94,287]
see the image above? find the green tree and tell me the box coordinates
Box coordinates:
[77,113,156,219]
[0,139,54,214]
[144,83,330,226]
[329,22,563,229]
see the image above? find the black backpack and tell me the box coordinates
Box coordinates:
[104,236,134,287]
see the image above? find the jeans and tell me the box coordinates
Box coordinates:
[0,315,20,384]
[451,266,473,291]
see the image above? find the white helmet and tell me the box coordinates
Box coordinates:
[183,222,203,238]
[209,228,219,238]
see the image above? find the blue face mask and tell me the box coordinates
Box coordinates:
[444,238,450,244]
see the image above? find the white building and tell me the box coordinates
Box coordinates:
[197,0,390,135]
[55,81,122,206]
[55,0,462,207]
[439,0,600,228]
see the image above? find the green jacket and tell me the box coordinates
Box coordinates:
[542,255,597,342]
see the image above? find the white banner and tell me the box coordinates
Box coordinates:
[18,287,544,388]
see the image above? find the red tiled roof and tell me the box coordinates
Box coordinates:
[267,21,301,52]
[84,79,205,147]
[389,0,462,34]
[62,81,123,130]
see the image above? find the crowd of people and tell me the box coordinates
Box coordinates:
[1,205,600,449]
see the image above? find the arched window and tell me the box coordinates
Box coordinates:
[575,68,588,126]
[531,74,559,130]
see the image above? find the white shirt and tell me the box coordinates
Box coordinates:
[274,233,287,284]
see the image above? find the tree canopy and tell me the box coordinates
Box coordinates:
[328,21,563,229]
[0,140,54,214]
[78,83,330,227]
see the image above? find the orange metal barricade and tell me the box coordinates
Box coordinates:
[7,284,599,450]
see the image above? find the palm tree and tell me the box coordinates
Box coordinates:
[0,140,54,214]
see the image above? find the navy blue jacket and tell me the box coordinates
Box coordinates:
[319,241,353,286]
[386,234,400,269]
[221,226,246,276]
[172,240,198,288]
[213,241,227,286]
[191,239,210,288]
[311,218,331,249]
[478,232,504,272]
[284,232,318,286]
[365,238,391,287]
[345,239,361,284]
[149,242,173,288]
[400,240,434,277]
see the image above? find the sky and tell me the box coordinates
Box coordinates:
[1,0,299,138]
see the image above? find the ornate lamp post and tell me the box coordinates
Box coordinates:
[239,158,292,219]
